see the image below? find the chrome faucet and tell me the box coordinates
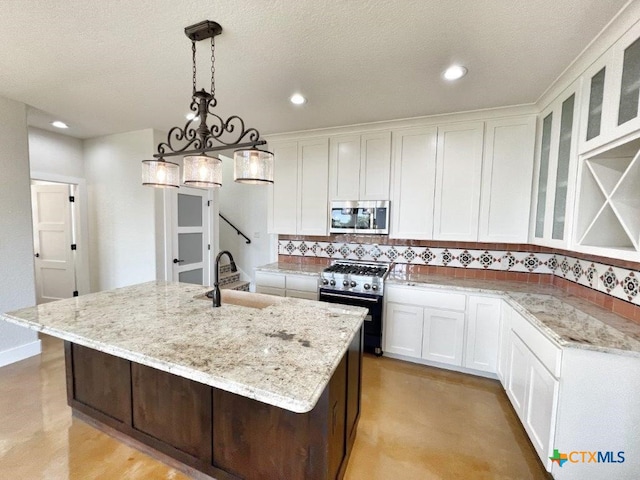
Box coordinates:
[210,250,237,307]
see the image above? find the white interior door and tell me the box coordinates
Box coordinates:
[172,187,211,285]
[31,183,76,303]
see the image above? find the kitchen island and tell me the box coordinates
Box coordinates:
[1,281,367,480]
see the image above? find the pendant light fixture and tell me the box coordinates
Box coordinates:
[233,148,274,184]
[142,20,274,188]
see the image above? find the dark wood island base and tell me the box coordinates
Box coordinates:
[64,327,363,480]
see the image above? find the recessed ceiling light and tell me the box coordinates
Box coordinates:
[290,93,306,105]
[186,113,200,121]
[51,121,69,129]
[443,65,468,81]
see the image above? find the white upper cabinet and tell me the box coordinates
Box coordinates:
[433,122,484,241]
[328,135,360,200]
[578,21,640,154]
[531,82,581,248]
[389,127,438,239]
[329,132,391,201]
[269,141,298,234]
[479,117,536,243]
[268,137,329,235]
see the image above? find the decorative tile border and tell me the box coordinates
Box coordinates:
[278,240,640,307]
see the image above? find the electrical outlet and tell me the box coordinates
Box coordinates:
[253,232,261,239]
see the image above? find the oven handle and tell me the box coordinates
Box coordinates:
[320,292,380,303]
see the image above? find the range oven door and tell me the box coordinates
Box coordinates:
[318,288,383,356]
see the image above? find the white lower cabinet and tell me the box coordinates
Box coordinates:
[496,302,512,383]
[384,303,423,358]
[255,271,318,300]
[505,320,559,470]
[422,308,465,366]
[465,296,502,373]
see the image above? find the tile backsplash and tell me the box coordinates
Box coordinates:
[278,238,640,309]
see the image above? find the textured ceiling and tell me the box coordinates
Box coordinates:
[0,0,631,139]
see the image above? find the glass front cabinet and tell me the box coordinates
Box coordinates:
[578,21,640,154]
[532,82,582,248]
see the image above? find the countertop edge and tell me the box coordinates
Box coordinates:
[1,306,366,414]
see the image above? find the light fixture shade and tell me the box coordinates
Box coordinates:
[142,159,180,188]
[233,149,274,184]
[183,154,222,187]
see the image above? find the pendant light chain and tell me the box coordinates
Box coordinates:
[191,41,197,96]
[210,36,216,98]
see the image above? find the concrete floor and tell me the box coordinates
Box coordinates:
[0,335,549,479]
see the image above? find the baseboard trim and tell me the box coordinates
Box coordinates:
[0,340,42,367]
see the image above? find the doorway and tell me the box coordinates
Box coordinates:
[171,186,214,285]
[30,181,78,303]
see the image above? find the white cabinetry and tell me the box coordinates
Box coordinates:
[531,82,581,247]
[578,22,640,153]
[268,138,329,235]
[422,308,465,366]
[384,302,423,358]
[389,127,438,239]
[504,310,560,470]
[329,132,391,201]
[497,302,512,384]
[255,271,318,300]
[479,117,536,243]
[433,122,484,241]
[465,296,502,373]
[385,285,505,373]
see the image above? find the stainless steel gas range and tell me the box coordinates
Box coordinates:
[318,260,389,356]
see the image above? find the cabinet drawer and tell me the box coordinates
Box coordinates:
[286,289,318,301]
[255,286,285,297]
[255,271,286,289]
[511,311,562,377]
[286,274,319,293]
[386,285,466,311]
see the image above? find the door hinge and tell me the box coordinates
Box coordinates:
[71,244,77,250]
[207,200,211,207]
[73,291,79,297]
[208,244,211,250]
[69,195,75,203]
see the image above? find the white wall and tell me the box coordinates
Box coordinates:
[28,127,91,295]
[0,96,41,367]
[83,129,159,291]
[28,127,84,178]
[218,155,271,287]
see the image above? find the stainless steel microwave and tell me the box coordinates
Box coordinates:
[329,200,390,234]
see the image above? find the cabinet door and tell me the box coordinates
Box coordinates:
[465,296,501,373]
[269,141,298,234]
[497,303,512,385]
[329,135,361,200]
[525,356,559,465]
[611,22,640,142]
[422,308,465,366]
[579,50,614,153]
[298,138,329,235]
[389,127,437,239]
[359,132,391,200]
[506,332,529,419]
[479,117,536,243]
[384,302,423,358]
[433,122,484,241]
[531,82,580,247]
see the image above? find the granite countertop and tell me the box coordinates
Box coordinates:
[1,281,367,413]
[256,262,326,276]
[254,263,640,358]
[386,271,640,357]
